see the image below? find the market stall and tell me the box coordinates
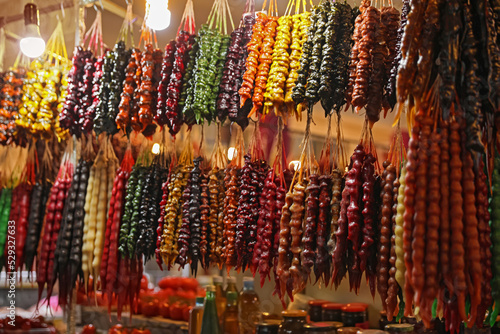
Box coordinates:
[0,0,499,333]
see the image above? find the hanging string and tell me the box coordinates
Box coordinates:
[117,0,135,47]
[0,27,5,72]
[178,0,196,35]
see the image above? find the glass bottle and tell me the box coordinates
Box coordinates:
[189,297,205,334]
[214,276,226,328]
[239,278,261,334]
[223,291,239,334]
[201,285,221,334]
[226,276,238,294]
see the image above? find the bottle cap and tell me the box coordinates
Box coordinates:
[243,277,255,289]
[227,276,237,284]
[206,285,216,292]
[213,276,223,284]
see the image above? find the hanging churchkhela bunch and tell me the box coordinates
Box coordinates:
[217,1,255,128]
[392,0,500,331]
[52,138,93,308]
[345,0,400,124]
[222,129,245,270]
[327,113,348,287]
[36,141,75,305]
[331,119,381,294]
[235,122,269,271]
[135,153,169,262]
[158,137,193,269]
[1,67,25,145]
[262,1,294,118]
[177,153,205,274]
[313,117,335,288]
[276,112,318,302]
[59,11,103,137]
[377,127,405,322]
[16,21,70,142]
[154,0,196,135]
[239,0,280,118]
[114,23,162,137]
[81,137,118,293]
[24,145,54,275]
[292,1,355,117]
[99,147,134,318]
[202,126,226,270]
[182,0,233,125]
[251,117,289,292]
[0,145,35,274]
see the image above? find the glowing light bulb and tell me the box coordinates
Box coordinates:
[145,0,171,31]
[228,147,237,161]
[20,4,45,58]
[20,35,45,58]
[289,160,301,172]
[152,143,160,155]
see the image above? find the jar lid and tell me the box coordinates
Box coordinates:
[309,300,329,307]
[338,327,362,334]
[357,330,388,334]
[323,302,344,310]
[281,310,308,318]
[321,321,343,329]
[385,324,415,332]
[258,320,281,327]
[347,303,369,309]
[342,304,368,313]
[304,322,335,331]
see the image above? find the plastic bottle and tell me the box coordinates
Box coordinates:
[239,278,261,334]
[223,291,239,334]
[201,285,221,334]
[214,276,226,328]
[189,297,205,334]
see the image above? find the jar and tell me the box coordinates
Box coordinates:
[322,303,344,322]
[303,322,338,334]
[279,310,307,334]
[341,304,369,329]
[357,330,388,334]
[309,300,329,322]
[385,323,415,334]
[379,311,394,330]
[338,327,362,334]
[257,320,282,334]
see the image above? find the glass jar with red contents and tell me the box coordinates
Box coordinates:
[322,303,344,322]
[341,304,369,329]
[309,300,329,322]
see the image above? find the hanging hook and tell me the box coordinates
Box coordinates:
[60,1,66,19]
[93,0,104,12]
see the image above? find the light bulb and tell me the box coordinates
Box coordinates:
[20,4,45,58]
[227,147,237,161]
[289,160,301,172]
[145,0,171,31]
[20,36,45,58]
[152,143,160,155]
